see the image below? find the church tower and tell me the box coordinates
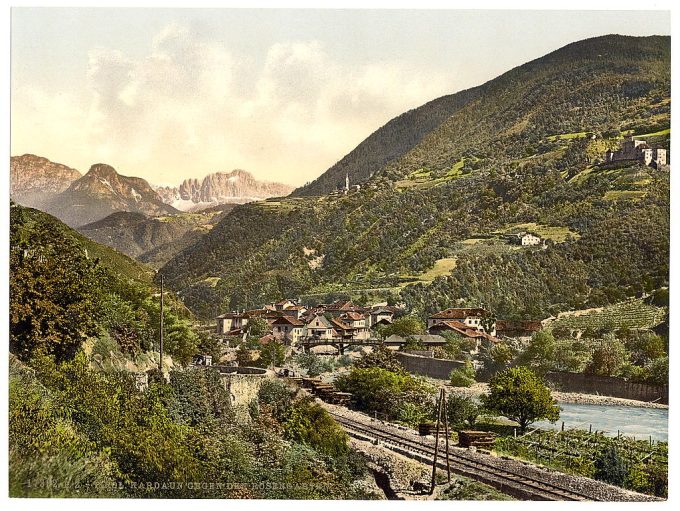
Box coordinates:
[345,172,350,191]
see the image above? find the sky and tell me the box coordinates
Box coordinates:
[10,8,671,187]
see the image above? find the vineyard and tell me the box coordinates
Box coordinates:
[495,429,668,497]
[547,299,667,333]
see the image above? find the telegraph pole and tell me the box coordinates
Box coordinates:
[430,388,444,494]
[442,389,451,482]
[159,274,164,375]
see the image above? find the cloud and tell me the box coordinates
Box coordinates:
[11,23,455,186]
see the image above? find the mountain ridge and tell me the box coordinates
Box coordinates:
[10,154,82,209]
[158,35,670,320]
[155,169,293,211]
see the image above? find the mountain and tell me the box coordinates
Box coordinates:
[10,154,82,209]
[159,35,670,320]
[77,205,235,268]
[291,88,482,196]
[43,163,179,227]
[155,169,294,211]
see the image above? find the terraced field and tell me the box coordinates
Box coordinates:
[547,299,667,332]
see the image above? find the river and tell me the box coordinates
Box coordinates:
[535,402,668,442]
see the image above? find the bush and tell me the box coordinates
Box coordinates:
[258,379,295,421]
[449,361,476,387]
[335,366,434,419]
[284,397,349,457]
[353,345,404,373]
[594,445,627,486]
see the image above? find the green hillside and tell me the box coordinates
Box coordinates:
[10,203,196,363]
[77,206,235,268]
[160,35,670,320]
[291,87,482,196]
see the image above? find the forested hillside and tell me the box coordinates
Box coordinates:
[160,35,670,320]
[77,205,235,268]
[291,87,482,196]
[9,202,375,498]
[9,203,199,364]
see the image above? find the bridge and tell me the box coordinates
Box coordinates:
[296,335,445,354]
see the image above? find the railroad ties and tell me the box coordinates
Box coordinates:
[329,412,595,502]
[282,373,653,502]
[300,377,354,406]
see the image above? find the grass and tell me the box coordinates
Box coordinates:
[418,257,457,283]
[201,276,221,287]
[396,159,469,190]
[634,128,670,138]
[604,190,646,201]
[546,131,588,141]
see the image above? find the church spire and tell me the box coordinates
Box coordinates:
[345,172,349,191]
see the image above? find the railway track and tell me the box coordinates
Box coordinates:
[328,411,597,501]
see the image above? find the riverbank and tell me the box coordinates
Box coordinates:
[448,382,668,410]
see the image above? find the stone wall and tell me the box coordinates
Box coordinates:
[395,352,464,380]
[214,366,271,406]
[546,371,668,404]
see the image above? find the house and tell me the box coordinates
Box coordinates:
[495,320,542,338]
[385,334,447,346]
[324,300,362,316]
[428,320,498,353]
[330,312,371,341]
[271,316,305,345]
[427,307,496,336]
[369,307,395,327]
[508,232,541,246]
[282,305,307,320]
[273,299,297,311]
[216,311,250,333]
[216,312,237,334]
[304,313,341,341]
[605,136,668,168]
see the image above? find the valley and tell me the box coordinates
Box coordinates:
[8,33,671,502]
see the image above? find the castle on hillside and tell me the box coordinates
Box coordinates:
[605,136,668,168]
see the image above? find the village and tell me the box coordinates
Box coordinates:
[214,298,543,357]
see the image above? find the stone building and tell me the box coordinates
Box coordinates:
[605,136,667,168]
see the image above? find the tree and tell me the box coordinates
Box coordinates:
[645,356,668,386]
[482,367,560,433]
[587,334,629,376]
[517,331,556,374]
[446,395,481,428]
[402,336,426,351]
[257,340,285,368]
[479,313,496,335]
[246,318,270,339]
[335,366,433,419]
[380,315,425,338]
[353,345,404,373]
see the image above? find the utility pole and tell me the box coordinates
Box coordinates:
[430,388,444,495]
[430,388,452,493]
[442,389,451,482]
[159,274,164,375]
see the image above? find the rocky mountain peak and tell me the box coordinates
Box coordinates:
[157,169,294,211]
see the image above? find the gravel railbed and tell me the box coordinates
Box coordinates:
[322,400,660,502]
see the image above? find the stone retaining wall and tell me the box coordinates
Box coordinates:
[546,371,668,404]
[395,352,464,380]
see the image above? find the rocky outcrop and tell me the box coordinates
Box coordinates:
[44,163,178,227]
[155,169,293,211]
[10,154,82,208]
